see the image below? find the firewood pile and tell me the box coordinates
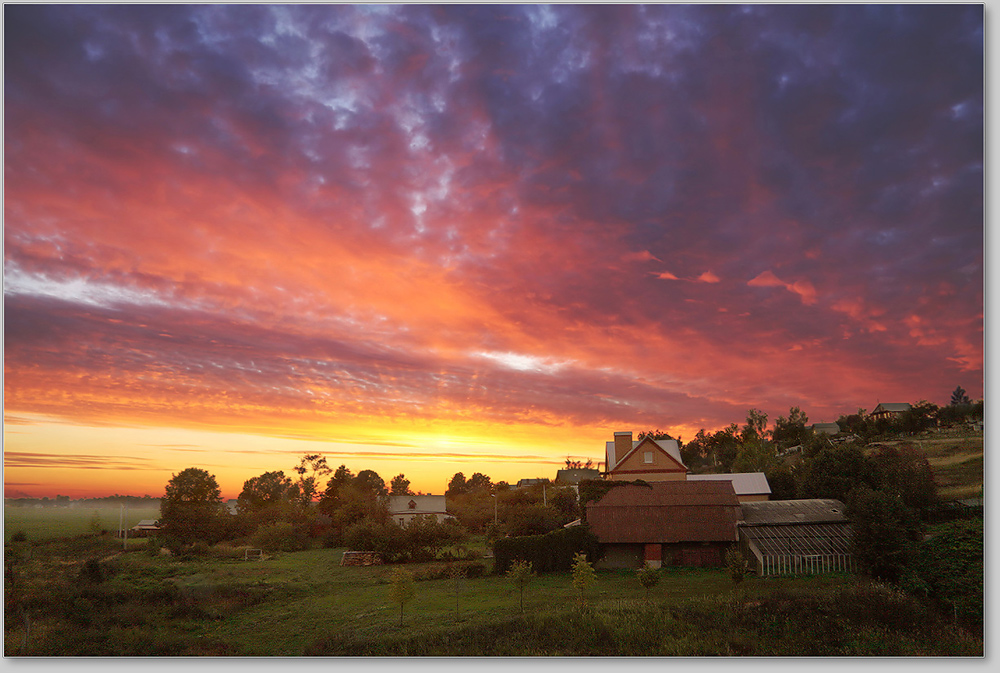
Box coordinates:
[340,551,383,566]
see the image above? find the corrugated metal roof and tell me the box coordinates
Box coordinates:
[687,472,771,496]
[586,481,740,544]
[740,499,847,526]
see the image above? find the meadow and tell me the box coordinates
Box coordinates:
[3,532,982,657]
[4,506,162,543]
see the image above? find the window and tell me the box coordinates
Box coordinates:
[644,451,653,464]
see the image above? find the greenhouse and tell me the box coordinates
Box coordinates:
[738,499,855,577]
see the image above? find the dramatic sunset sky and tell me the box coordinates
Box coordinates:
[3,4,984,499]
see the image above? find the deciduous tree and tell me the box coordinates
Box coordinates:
[389,474,413,496]
[506,559,534,614]
[160,467,224,548]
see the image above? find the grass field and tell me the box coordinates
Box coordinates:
[4,533,981,656]
[884,435,984,501]
[4,506,162,543]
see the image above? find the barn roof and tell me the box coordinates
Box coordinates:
[687,472,771,496]
[740,499,847,526]
[586,481,740,544]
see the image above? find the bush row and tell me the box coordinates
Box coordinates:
[492,525,601,575]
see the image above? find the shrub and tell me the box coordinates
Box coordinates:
[250,522,309,552]
[492,524,601,575]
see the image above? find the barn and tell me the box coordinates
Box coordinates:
[738,499,855,576]
[586,481,741,569]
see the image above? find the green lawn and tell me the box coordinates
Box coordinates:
[4,506,162,543]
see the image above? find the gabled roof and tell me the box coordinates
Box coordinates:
[606,436,685,471]
[870,402,911,414]
[687,472,771,496]
[387,494,447,515]
[739,499,847,526]
[810,422,841,435]
[586,481,740,544]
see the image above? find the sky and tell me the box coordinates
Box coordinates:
[3,3,984,500]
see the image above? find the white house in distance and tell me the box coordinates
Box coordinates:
[387,495,454,526]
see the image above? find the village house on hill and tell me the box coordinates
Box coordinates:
[869,402,911,422]
[387,495,454,526]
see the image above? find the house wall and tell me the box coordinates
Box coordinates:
[392,512,453,526]
[594,543,644,569]
[662,542,730,568]
[609,445,686,481]
[738,494,769,503]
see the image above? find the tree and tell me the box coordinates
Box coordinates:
[160,467,224,548]
[950,385,972,406]
[765,465,796,501]
[318,464,355,516]
[354,469,388,497]
[446,472,468,497]
[466,472,493,493]
[867,443,938,511]
[389,474,413,496]
[637,429,676,442]
[900,400,939,435]
[506,559,534,614]
[237,471,295,513]
[797,444,870,502]
[388,567,416,626]
[571,552,597,608]
[846,486,921,583]
[725,547,751,588]
[292,454,331,509]
[636,566,661,602]
[564,457,594,470]
[772,406,809,448]
[741,408,770,444]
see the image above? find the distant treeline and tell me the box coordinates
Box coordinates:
[4,495,161,508]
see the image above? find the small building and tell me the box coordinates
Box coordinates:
[387,495,453,526]
[516,478,549,489]
[604,431,687,482]
[687,472,771,502]
[586,480,741,569]
[130,520,161,537]
[555,468,601,486]
[869,403,911,422]
[737,499,854,576]
[810,422,841,436]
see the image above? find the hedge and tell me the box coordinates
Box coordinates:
[492,524,601,575]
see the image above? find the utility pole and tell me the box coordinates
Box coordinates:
[491,493,497,525]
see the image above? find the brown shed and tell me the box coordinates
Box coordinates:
[586,481,741,569]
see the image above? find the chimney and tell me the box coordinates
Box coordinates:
[612,431,633,470]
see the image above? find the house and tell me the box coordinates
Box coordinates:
[130,520,161,536]
[869,403,911,422]
[604,431,687,481]
[586,480,741,569]
[810,422,841,435]
[737,499,854,576]
[516,478,549,489]
[687,472,771,502]
[386,495,454,526]
[555,468,601,487]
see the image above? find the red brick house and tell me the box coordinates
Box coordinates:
[604,431,687,481]
[586,481,741,569]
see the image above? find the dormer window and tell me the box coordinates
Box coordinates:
[408,500,417,509]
